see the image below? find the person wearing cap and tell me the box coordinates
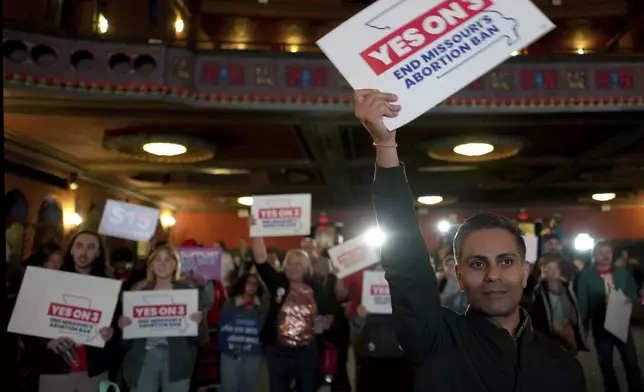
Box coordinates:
[543,234,579,283]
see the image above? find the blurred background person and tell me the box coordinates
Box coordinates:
[577,241,643,392]
[437,255,468,314]
[312,253,351,392]
[530,254,588,355]
[219,273,269,392]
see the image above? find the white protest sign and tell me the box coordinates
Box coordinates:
[122,289,199,339]
[328,234,381,279]
[361,270,392,314]
[98,199,160,242]
[317,0,555,129]
[8,267,122,348]
[250,194,312,238]
[522,235,538,263]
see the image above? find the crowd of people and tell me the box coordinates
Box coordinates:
[4,90,644,392]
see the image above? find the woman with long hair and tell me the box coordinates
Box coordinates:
[22,230,117,392]
[219,273,269,392]
[118,244,214,392]
[251,224,334,392]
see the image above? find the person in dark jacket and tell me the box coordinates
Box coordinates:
[577,241,643,392]
[21,230,119,392]
[346,265,414,392]
[251,230,334,392]
[354,89,585,392]
[530,255,588,355]
[312,254,352,392]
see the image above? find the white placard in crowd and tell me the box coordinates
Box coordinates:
[250,194,312,238]
[328,234,381,279]
[361,270,392,314]
[317,0,555,130]
[605,289,632,343]
[522,235,538,263]
[98,199,160,242]
[122,289,199,340]
[8,267,122,348]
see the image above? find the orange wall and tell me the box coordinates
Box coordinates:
[171,211,304,250]
[174,205,644,252]
[8,170,642,254]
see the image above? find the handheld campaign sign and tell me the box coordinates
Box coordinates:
[98,200,160,242]
[250,194,312,238]
[178,247,223,280]
[317,0,555,129]
[328,235,381,279]
[522,235,538,263]
[361,270,392,314]
[8,267,122,348]
[122,289,199,339]
[218,316,263,355]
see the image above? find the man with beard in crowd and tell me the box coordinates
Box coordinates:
[354,89,585,392]
[22,230,120,392]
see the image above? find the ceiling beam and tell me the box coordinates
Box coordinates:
[503,129,644,201]
[6,98,644,127]
[199,0,625,20]
[85,160,318,172]
[63,155,644,173]
[200,0,364,19]
[141,184,328,196]
[298,124,354,202]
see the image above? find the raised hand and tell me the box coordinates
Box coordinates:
[99,327,114,342]
[190,311,203,324]
[354,89,400,144]
[46,337,75,353]
[118,315,132,328]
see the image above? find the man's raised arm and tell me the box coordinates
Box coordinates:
[355,89,443,366]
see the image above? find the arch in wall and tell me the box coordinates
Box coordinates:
[5,189,29,262]
[33,195,64,252]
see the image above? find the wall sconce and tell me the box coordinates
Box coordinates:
[64,212,83,228]
[160,214,176,229]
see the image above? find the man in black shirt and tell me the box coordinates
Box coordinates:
[354,89,585,392]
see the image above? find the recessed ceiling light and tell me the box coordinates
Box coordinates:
[453,142,494,157]
[591,193,616,202]
[199,168,250,175]
[142,142,187,157]
[237,196,254,206]
[417,196,443,205]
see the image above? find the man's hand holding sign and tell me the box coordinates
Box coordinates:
[318,0,555,129]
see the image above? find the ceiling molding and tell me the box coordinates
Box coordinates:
[6,100,644,128]
[4,131,179,210]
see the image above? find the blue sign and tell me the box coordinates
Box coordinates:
[177,247,222,280]
[218,316,263,355]
[98,200,160,242]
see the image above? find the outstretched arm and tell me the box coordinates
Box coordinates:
[355,89,443,366]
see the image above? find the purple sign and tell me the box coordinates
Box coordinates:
[177,247,222,280]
